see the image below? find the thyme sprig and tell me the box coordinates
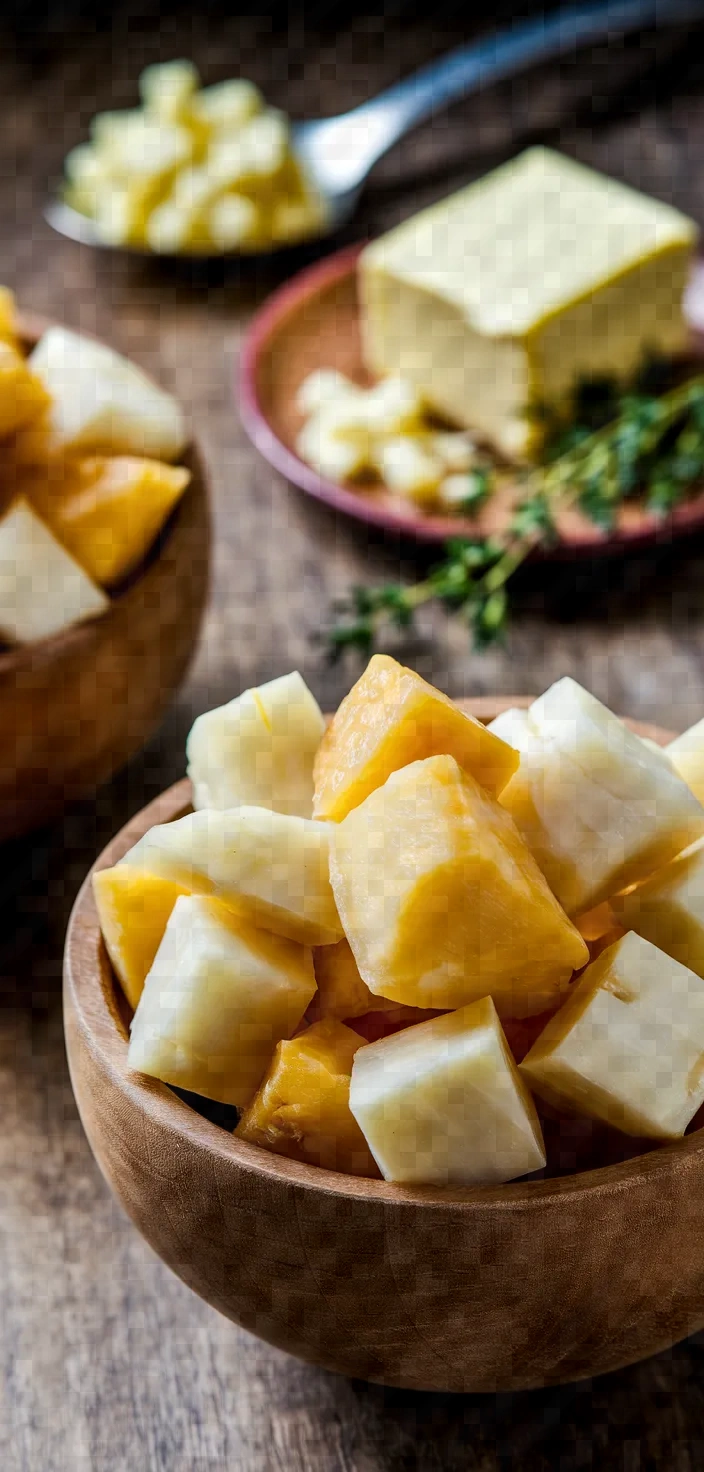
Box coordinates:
[328,373,704,658]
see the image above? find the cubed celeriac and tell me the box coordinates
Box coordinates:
[359,147,697,460]
[25,454,190,586]
[192,78,263,131]
[667,717,704,805]
[236,1018,378,1175]
[29,327,187,462]
[139,60,200,122]
[0,342,50,438]
[0,498,108,643]
[330,754,588,1016]
[119,805,342,946]
[311,937,399,1020]
[492,678,704,915]
[612,836,704,978]
[186,671,325,817]
[128,895,316,1106]
[349,997,546,1186]
[520,931,704,1138]
[92,865,191,1010]
[313,652,517,821]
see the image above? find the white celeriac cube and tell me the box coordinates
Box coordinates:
[668,717,704,805]
[430,431,476,471]
[29,327,187,462]
[349,997,546,1186]
[0,498,108,643]
[612,835,704,977]
[486,706,542,751]
[186,671,325,817]
[128,894,316,1106]
[120,805,342,946]
[495,678,704,915]
[145,201,198,254]
[520,931,704,1138]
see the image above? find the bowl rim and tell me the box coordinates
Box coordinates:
[0,313,200,674]
[64,697,704,1212]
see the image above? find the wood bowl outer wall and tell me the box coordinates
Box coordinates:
[63,701,704,1394]
[0,321,211,841]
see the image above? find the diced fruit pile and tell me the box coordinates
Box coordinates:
[63,60,325,255]
[296,370,483,509]
[0,295,189,644]
[95,656,704,1187]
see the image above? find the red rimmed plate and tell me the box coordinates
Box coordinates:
[238,243,704,557]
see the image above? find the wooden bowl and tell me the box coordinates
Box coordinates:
[63,698,704,1394]
[239,244,704,555]
[0,320,210,842]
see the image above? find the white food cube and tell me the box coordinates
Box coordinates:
[0,497,108,644]
[192,79,263,131]
[186,670,325,817]
[520,931,704,1138]
[93,183,150,246]
[377,436,444,503]
[612,835,704,978]
[171,165,220,211]
[430,431,476,472]
[209,114,288,190]
[296,414,370,481]
[349,997,546,1186]
[128,894,316,1106]
[486,705,544,751]
[139,60,200,122]
[358,376,424,434]
[496,678,704,915]
[668,717,704,804]
[120,805,342,946]
[208,194,261,251]
[63,144,112,215]
[296,369,364,418]
[29,327,187,462]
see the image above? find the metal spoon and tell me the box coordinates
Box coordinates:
[46,0,704,259]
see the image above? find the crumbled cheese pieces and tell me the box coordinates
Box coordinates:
[295,369,478,507]
[64,60,325,253]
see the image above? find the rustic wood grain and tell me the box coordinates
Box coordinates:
[4,4,704,1467]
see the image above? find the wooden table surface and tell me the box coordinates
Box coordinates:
[5,7,704,1468]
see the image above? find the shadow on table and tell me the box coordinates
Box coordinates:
[348,1331,704,1468]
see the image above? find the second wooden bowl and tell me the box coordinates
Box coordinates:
[0,321,211,842]
[63,701,704,1393]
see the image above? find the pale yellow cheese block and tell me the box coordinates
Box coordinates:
[359,147,697,458]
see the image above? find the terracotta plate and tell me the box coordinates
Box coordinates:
[239,244,704,556]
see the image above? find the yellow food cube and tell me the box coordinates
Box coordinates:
[236,1018,378,1176]
[128,894,316,1107]
[0,343,50,440]
[207,194,261,251]
[139,60,200,123]
[520,931,704,1138]
[192,78,263,131]
[0,287,19,348]
[26,454,190,586]
[92,865,190,1009]
[313,653,518,821]
[349,997,546,1185]
[311,938,393,1020]
[330,754,588,1015]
